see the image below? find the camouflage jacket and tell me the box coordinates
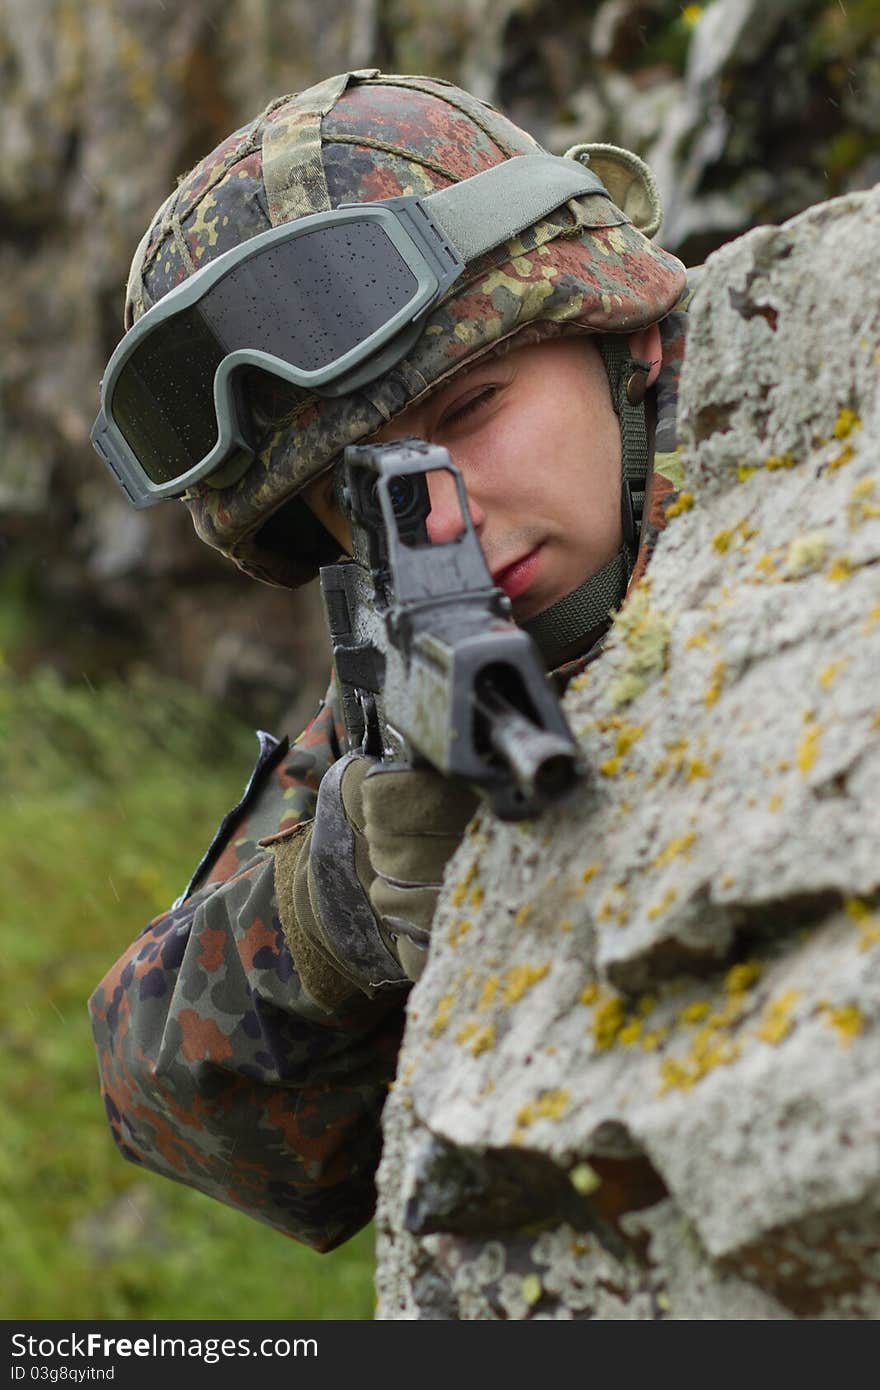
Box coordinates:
[88,283,696,1251]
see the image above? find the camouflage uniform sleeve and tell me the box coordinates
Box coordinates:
[88,678,406,1252]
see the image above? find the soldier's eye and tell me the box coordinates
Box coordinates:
[440,386,496,429]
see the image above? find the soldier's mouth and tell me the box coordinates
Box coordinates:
[492,545,544,601]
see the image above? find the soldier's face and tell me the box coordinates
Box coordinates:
[304,331,660,624]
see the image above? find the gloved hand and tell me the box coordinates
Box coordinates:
[271,752,478,1012]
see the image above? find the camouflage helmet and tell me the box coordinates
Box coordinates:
[125,70,687,589]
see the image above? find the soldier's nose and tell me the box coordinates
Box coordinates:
[426,468,485,544]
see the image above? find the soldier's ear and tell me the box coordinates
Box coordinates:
[627,324,662,386]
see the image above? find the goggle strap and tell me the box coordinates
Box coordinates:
[423,153,611,264]
[522,548,629,668]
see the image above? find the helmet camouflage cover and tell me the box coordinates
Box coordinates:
[124,70,687,588]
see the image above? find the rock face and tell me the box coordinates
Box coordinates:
[374,186,880,1319]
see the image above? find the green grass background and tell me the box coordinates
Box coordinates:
[1,659,376,1320]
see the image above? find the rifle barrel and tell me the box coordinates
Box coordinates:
[473,683,582,808]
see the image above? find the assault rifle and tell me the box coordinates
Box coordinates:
[318,439,585,822]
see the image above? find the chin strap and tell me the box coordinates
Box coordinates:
[522,336,651,669]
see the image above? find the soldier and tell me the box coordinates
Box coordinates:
[88,70,693,1250]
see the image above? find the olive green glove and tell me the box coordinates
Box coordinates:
[272,752,478,1012]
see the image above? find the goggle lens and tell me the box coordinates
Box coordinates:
[111,223,419,484]
[112,312,225,483]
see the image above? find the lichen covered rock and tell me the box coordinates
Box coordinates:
[375,185,880,1320]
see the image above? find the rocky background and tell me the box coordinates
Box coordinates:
[375,182,880,1320]
[2,0,879,733]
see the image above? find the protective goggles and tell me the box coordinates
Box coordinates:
[91,153,609,508]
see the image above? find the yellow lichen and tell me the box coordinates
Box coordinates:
[783,531,828,577]
[659,1058,693,1091]
[828,444,855,472]
[704,660,725,706]
[821,1003,864,1046]
[599,756,622,777]
[431,993,456,1037]
[641,1027,670,1051]
[469,1024,496,1056]
[715,519,758,553]
[827,557,854,582]
[818,658,849,689]
[863,605,880,633]
[847,479,880,526]
[570,1163,602,1196]
[833,407,861,440]
[521,1274,543,1307]
[753,553,779,579]
[611,673,651,705]
[597,886,628,924]
[581,862,602,885]
[616,723,646,755]
[514,904,534,928]
[765,452,798,470]
[450,861,479,907]
[535,1088,570,1119]
[478,976,499,1010]
[658,1014,742,1091]
[797,724,822,774]
[580,982,600,1006]
[448,918,472,946]
[737,464,758,482]
[858,919,880,952]
[618,1020,642,1046]
[724,960,763,994]
[516,1088,570,1130]
[637,994,658,1017]
[768,793,784,811]
[845,896,873,922]
[608,582,672,707]
[456,1020,477,1045]
[503,962,550,1005]
[652,831,697,871]
[665,491,694,518]
[679,1000,711,1025]
[686,757,712,782]
[757,990,800,1045]
[469,886,485,909]
[722,961,756,995]
[593,995,626,1050]
[647,887,679,920]
[845,897,880,952]
[558,917,573,933]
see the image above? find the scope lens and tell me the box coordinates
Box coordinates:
[387,475,416,515]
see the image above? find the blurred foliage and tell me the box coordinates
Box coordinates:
[0,659,375,1319]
